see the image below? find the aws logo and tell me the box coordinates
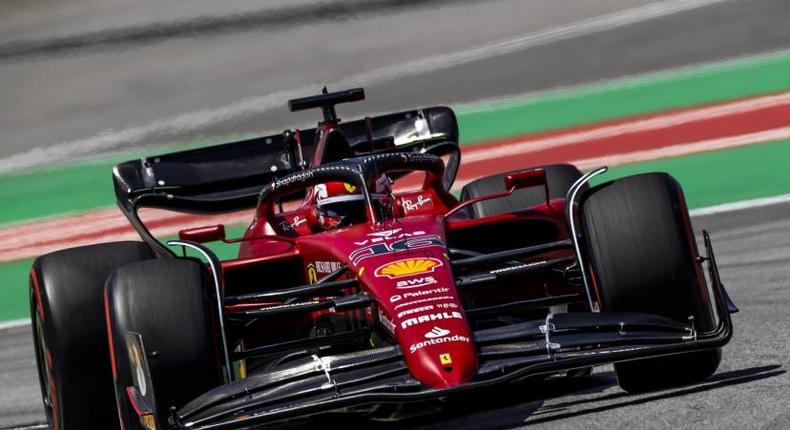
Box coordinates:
[396,276,438,289]
[375,258,442,279]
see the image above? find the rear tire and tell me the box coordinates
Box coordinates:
[580,173,720,393]
[460,164,583,218]
[30,241,155,430]
[105,258,223,429]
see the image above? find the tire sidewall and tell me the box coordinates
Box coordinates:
[105,258,223,428]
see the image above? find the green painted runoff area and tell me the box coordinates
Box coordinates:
[4,139,790,322]
[2,51,790,226]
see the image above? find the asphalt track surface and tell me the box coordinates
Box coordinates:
[2,201,789,429]
[3,0,790,170]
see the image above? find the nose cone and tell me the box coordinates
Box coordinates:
[399,319,478,388]
[337,222,479,388]
[358,254,479,388]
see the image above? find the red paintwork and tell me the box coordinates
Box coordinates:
[504,168,546,190]
[235,195,571,388]
[298,217,476,387]
[444,187,515,218]
[178,224,226,243]
[213,118,572,389]
[447,199,566,232]
[394,190,440,217]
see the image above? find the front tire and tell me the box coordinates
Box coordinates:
[105,258,223,429]
[580,173,720,393]
[30,242,155,429]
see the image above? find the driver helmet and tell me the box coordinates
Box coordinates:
[315,182,365,230]
[314,177,392,230]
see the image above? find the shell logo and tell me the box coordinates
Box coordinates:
[375,257,443,279]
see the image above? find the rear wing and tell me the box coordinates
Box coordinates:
[112,106,460,252]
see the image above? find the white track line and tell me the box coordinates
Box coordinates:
[690,194,790,217]
[0,424,48,430]
[0,0,727,174]
[0,319,30,331]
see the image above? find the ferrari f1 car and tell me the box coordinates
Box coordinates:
[30,88,737,430]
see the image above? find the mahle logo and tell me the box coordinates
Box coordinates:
[401,311,463,329]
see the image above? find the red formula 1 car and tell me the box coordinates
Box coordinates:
[30,88,737,430]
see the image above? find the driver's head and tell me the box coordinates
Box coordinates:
[314,182,366,230]
[314,178,393,230]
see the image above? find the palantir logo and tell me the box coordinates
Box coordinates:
[424,326,450,339]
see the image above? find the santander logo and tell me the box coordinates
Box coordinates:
[409,331,471,354]
[424,326,450,339]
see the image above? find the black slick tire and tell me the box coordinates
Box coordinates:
[30,241,155,430]
[104,258,223,429]
[580,173,720,393]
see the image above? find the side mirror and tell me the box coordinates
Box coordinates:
[445,168,550,218]
[504,168,546,190]
[178,224,226,243]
